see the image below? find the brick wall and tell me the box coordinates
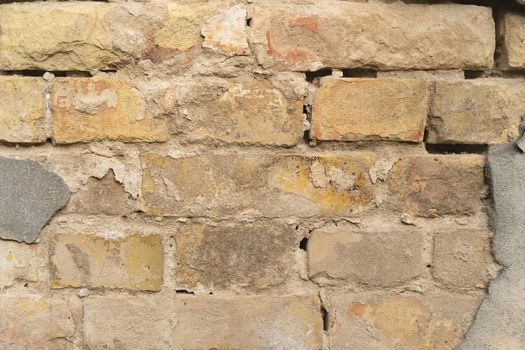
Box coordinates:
[0,0,521,349]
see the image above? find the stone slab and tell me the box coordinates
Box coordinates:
[0,157,70,243]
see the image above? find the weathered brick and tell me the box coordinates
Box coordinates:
[433,230,497,289]
[0,296,75,349]
[0,3,124,70]
[310,78,428,142]
[51,78,169,144]
[163,77,303,146]
[330,292,483,350]
[428,79,524,144]
[84,295,322,349]
[499,12,525,69]
[251,1,494,71]
[387,155,486,217]
[176,223,296,291]
[50,233,163,291]
[0,241,38,288]
[65,171,133,215]
[308,223,425,287]
[140,153,376,217]
[154,1,221,52]
[201,5,250,56]
[0,77,46,143]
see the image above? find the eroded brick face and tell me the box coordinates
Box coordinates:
[140,153,376,217]
[50,233,164,291]
[310,78,428,142]
[0,77,47,143]
[387,155,486,217]
[52,78,169,143]
[0,0,511,349]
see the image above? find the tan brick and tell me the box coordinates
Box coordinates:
[164,77,303,146]
[176,223,296,291]
[51,78,168,144]
[83,295,322,349]
[0,3,123,70]
[433,230,498,289]
[50,233,163,291]
[499,12,525,69]
[330,292,483,350]
[0,77,46,143]
[310,78,428,142]
[65,171,134,215]
[140,153,376,217]
[387,155,486,217]
[0,240,38,288]
[0,296,75,350]
[428,79,524,144]
[308,223,425,287]
[201,5,250,56]
[251,1,494,71]
[154,1,221,52]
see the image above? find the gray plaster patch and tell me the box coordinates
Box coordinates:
[0,156,70,243]
[458,143,525,350]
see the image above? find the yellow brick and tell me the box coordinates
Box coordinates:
[51,78,169,143]
[0,296,75,349]
[154,1,221,52]
[0,3,119,70]
[0,77,46,143]
[428,79,523,144]
[140,153,376,217]
[50,233,164,291]
[311,78,428,142]
[332,292,483,350]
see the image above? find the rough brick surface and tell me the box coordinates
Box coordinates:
[387,155,486,217]
[330,292,483,350]
[175,223,297,291]
[0,3,128,70]
[251,1,494,71]
[65,171,134,215]
[0,77,46,143]
[52,78,168,143]
[201,5,250,56]
[428,79,523,144]
[499,12,525,70]
[0,241,38,288]
[50,233,163,291]
[0,296,75,349]
[84,295,322,350]
[308,223,425,287]
[154,1,220,53]
[310,78,428,142]
[0,1,509,349]
[141,153,376,217]
[433,230,497,289]
[164,77,304,145]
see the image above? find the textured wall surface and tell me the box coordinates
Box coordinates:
[0,0,524,349]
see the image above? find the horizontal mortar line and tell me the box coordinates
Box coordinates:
[424,143,489,155]
[0,70,116,77]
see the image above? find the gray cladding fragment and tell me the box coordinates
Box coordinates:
[458,143,525,350]
[0,156,70,243]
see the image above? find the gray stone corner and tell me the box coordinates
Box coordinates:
[0,156,70,244]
